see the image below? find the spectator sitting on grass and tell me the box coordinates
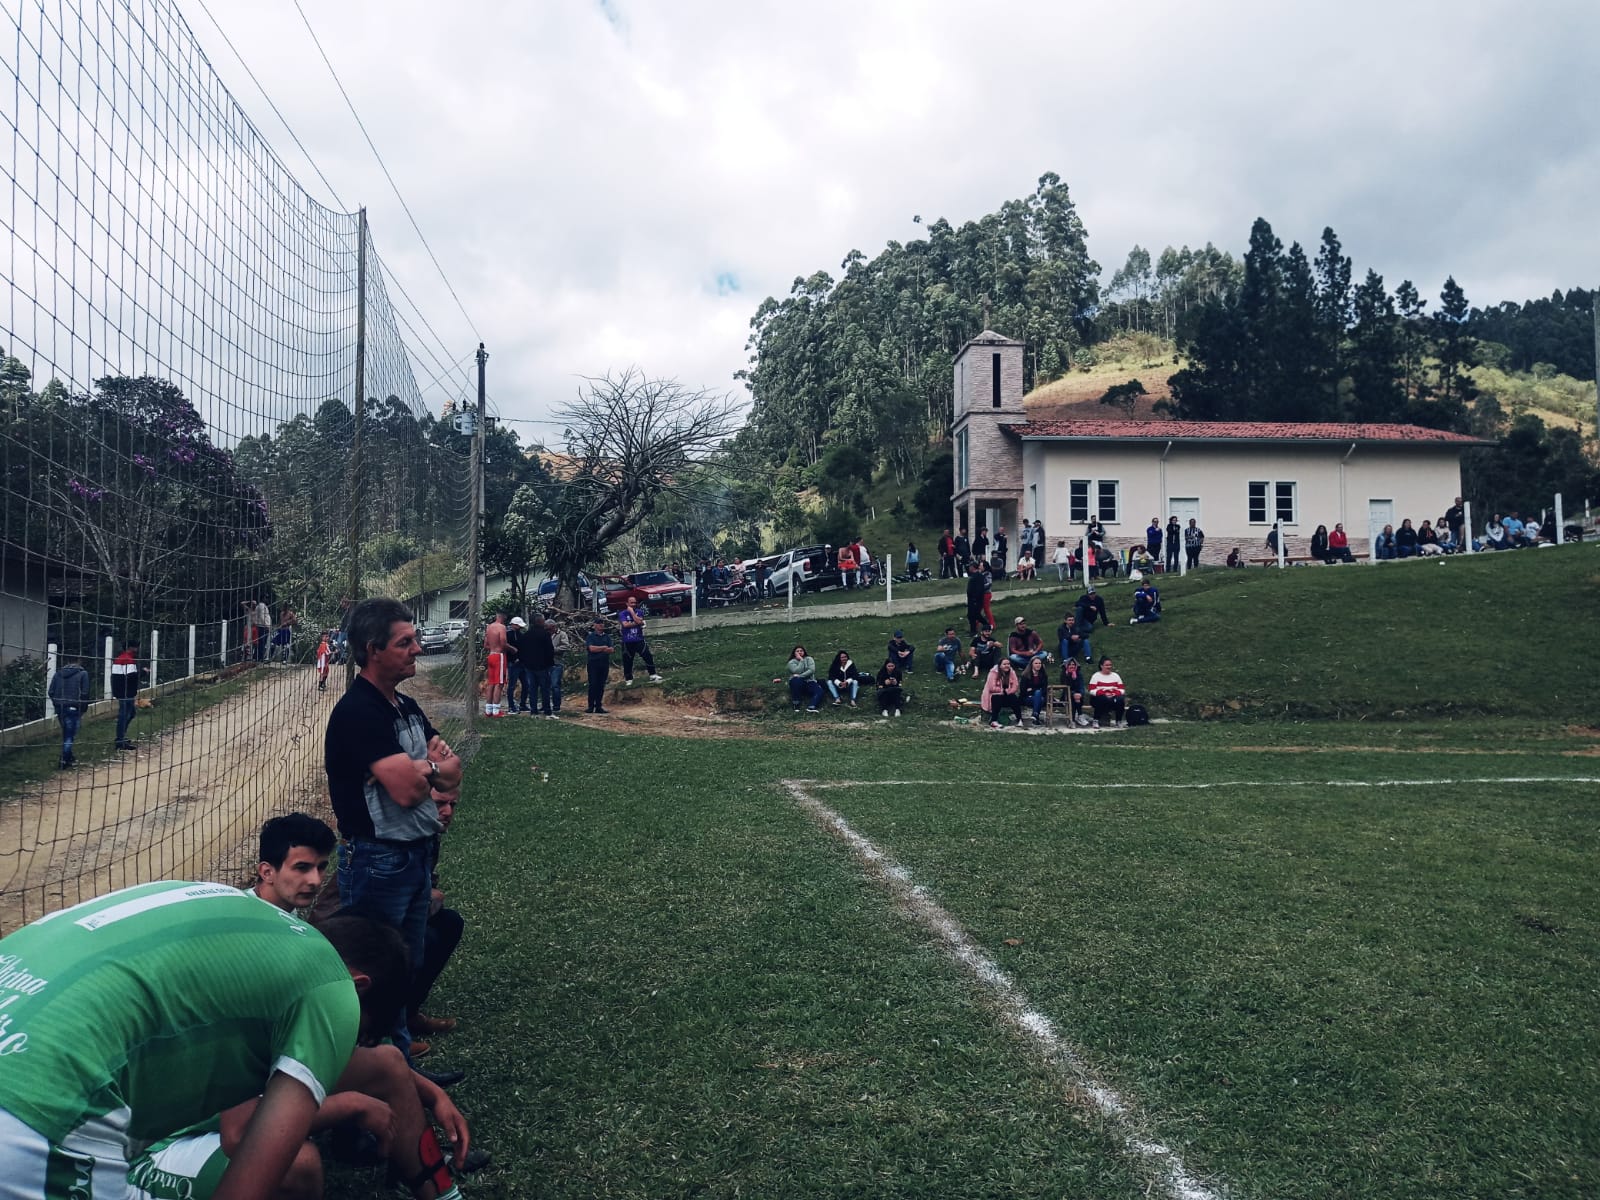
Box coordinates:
[1130,580,1161,624]
[1059,657,1086,724]
[1226,547,1244,568]
[1020,656,1051,726]
[1503,512,1526,545]
[933,628,963,681]
[1075,585,1109,631]
[1417,520,1443,556]
[875,659,905,717]
[1057,612,1092,664]
[1436,522,1457,554]
[1015,548,1036,580]
[887,630,915,673]
[777,646,824,712]
[969,625,1001,677]
[980,658,1023,729]
[826,650,863,708]
[1482,515,1506,550]
[1088,656,1127,728]
[1007,616,1045,669]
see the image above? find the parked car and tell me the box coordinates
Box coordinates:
[417,625,454,655]
[765,546,840,595]
[440,619,468,640]
[599,570,694,617]
[535,574,594,610]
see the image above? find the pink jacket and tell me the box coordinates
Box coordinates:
[980,665,1020,705]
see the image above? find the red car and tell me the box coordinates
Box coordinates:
[597,571,694,618]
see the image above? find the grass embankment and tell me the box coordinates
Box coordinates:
[341,719,1600,1200]
[651,546,1598,721]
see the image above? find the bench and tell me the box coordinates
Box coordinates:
[1249,556,1321,567]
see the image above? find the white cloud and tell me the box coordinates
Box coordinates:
[190,0,1600,434]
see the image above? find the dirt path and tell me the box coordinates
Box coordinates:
[0,666,338,931]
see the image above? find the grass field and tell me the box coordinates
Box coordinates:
[318,547,1600,1199]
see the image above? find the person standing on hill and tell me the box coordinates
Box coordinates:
[523,615,557,717]
[972,527,989,565]
[938,529,957,578]
[112,637,145,750]
[1445,496,1465,546]
[315,629,332,692]
[1146,518,1163,563]
[954,529,971,572]
[993,524,1009,570]
[1184,518,1205,569]
[584,616,613,715]
[483,612,508,718]
[618,600,662,685]
[1165,516,1182,572]
[48,655,90,768]
[965,561,988,635]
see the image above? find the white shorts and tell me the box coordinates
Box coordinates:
[126,1131,228,1199]
[0,1106,131,1200]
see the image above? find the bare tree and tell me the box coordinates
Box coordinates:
[535,370,743,607]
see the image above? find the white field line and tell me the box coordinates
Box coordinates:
[784,780,1226,1200]
[800,776,1600,791]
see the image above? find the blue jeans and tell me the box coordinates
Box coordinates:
[934,652,956,681]
[1028,689,1047,718]
[827,678,859,702]
[550,663,565,711]
[339,838,433,1058]
[57,707,81,758]
[528,666,554,713]
[1009,652,1045,670]
[115,698,136,743]
[788,678,824,708]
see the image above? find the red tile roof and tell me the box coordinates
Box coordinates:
[1004,419,1487,445]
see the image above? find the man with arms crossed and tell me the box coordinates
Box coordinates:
[326,598,464,1061]
[0,881,418,1200]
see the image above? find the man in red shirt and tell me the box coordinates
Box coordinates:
[112,638,145,749]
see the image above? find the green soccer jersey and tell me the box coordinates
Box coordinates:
[0,881,359,1148]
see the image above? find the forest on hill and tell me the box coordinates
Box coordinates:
[735,176,1600,525]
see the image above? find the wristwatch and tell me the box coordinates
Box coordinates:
[428,761,440,785]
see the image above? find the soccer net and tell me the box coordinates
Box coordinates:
[0,0,474,929]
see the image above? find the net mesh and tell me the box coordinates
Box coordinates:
[0,0,473,930]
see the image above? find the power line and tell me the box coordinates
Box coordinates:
[290,0,481,343]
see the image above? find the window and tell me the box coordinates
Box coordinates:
[1069,479,1119,523]
[992,353,1002,408]
[955,428,969,490]
[1249,480,1297,524]
[1069,479,1089,523]
[1097,480,1120,523]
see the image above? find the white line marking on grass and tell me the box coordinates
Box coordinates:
[785,780,1226,1200]
[801,776,1600,791]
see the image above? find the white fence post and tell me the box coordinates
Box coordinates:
[103,634,113,699]
[1555,492,1564,542]
[45,642,57,719]
[689,578,697,629]
[1080,531,1089,585]
[1462,501,1474,555]
[187,624,196,678]
[149,630,160,690]
[787,561,794,621]
[1178,534,1187,577]
[885,554,893,613]
[219,619,228,666]
[1276,527,1286,570]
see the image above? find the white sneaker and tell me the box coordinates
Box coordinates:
[625,678,633,686]
[881,709,889,718]
[894,709,902,718]
[989,720,1001,729]
[649,674,663,682]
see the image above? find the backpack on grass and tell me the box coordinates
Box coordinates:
[1125,704,1149,727]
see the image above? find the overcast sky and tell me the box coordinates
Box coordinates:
[193,0,1600,430]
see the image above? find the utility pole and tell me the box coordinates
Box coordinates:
[463,343,487,734]
[345,207,367,684]
[1592,288,1599,445]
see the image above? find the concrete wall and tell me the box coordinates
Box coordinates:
[1029,440,1464,546]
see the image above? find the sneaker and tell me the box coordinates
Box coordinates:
[1091,719,1100,728]
[894,709,901,718]
[793,705,801,712]
[806,706,819,713]
[832,698,841,706]
[989,720,1001,729]
[594,707,609,715]
[848,700,857,708]
[624,678,634,686]
[1032,714,1042,725]
[649,674,663,682]
[58,758,70,770]
[881,709,890,718]
[547,714,558,721]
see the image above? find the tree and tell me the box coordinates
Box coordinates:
[1097,379,1148,416]
[483,483,545,606]
[535,371,743,608]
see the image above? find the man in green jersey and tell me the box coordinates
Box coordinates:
[0,880,414,1200]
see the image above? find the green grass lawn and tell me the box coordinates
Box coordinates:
[316,547,1599,1198]
[654,546,1598,721]
[327,720,1599,1199]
